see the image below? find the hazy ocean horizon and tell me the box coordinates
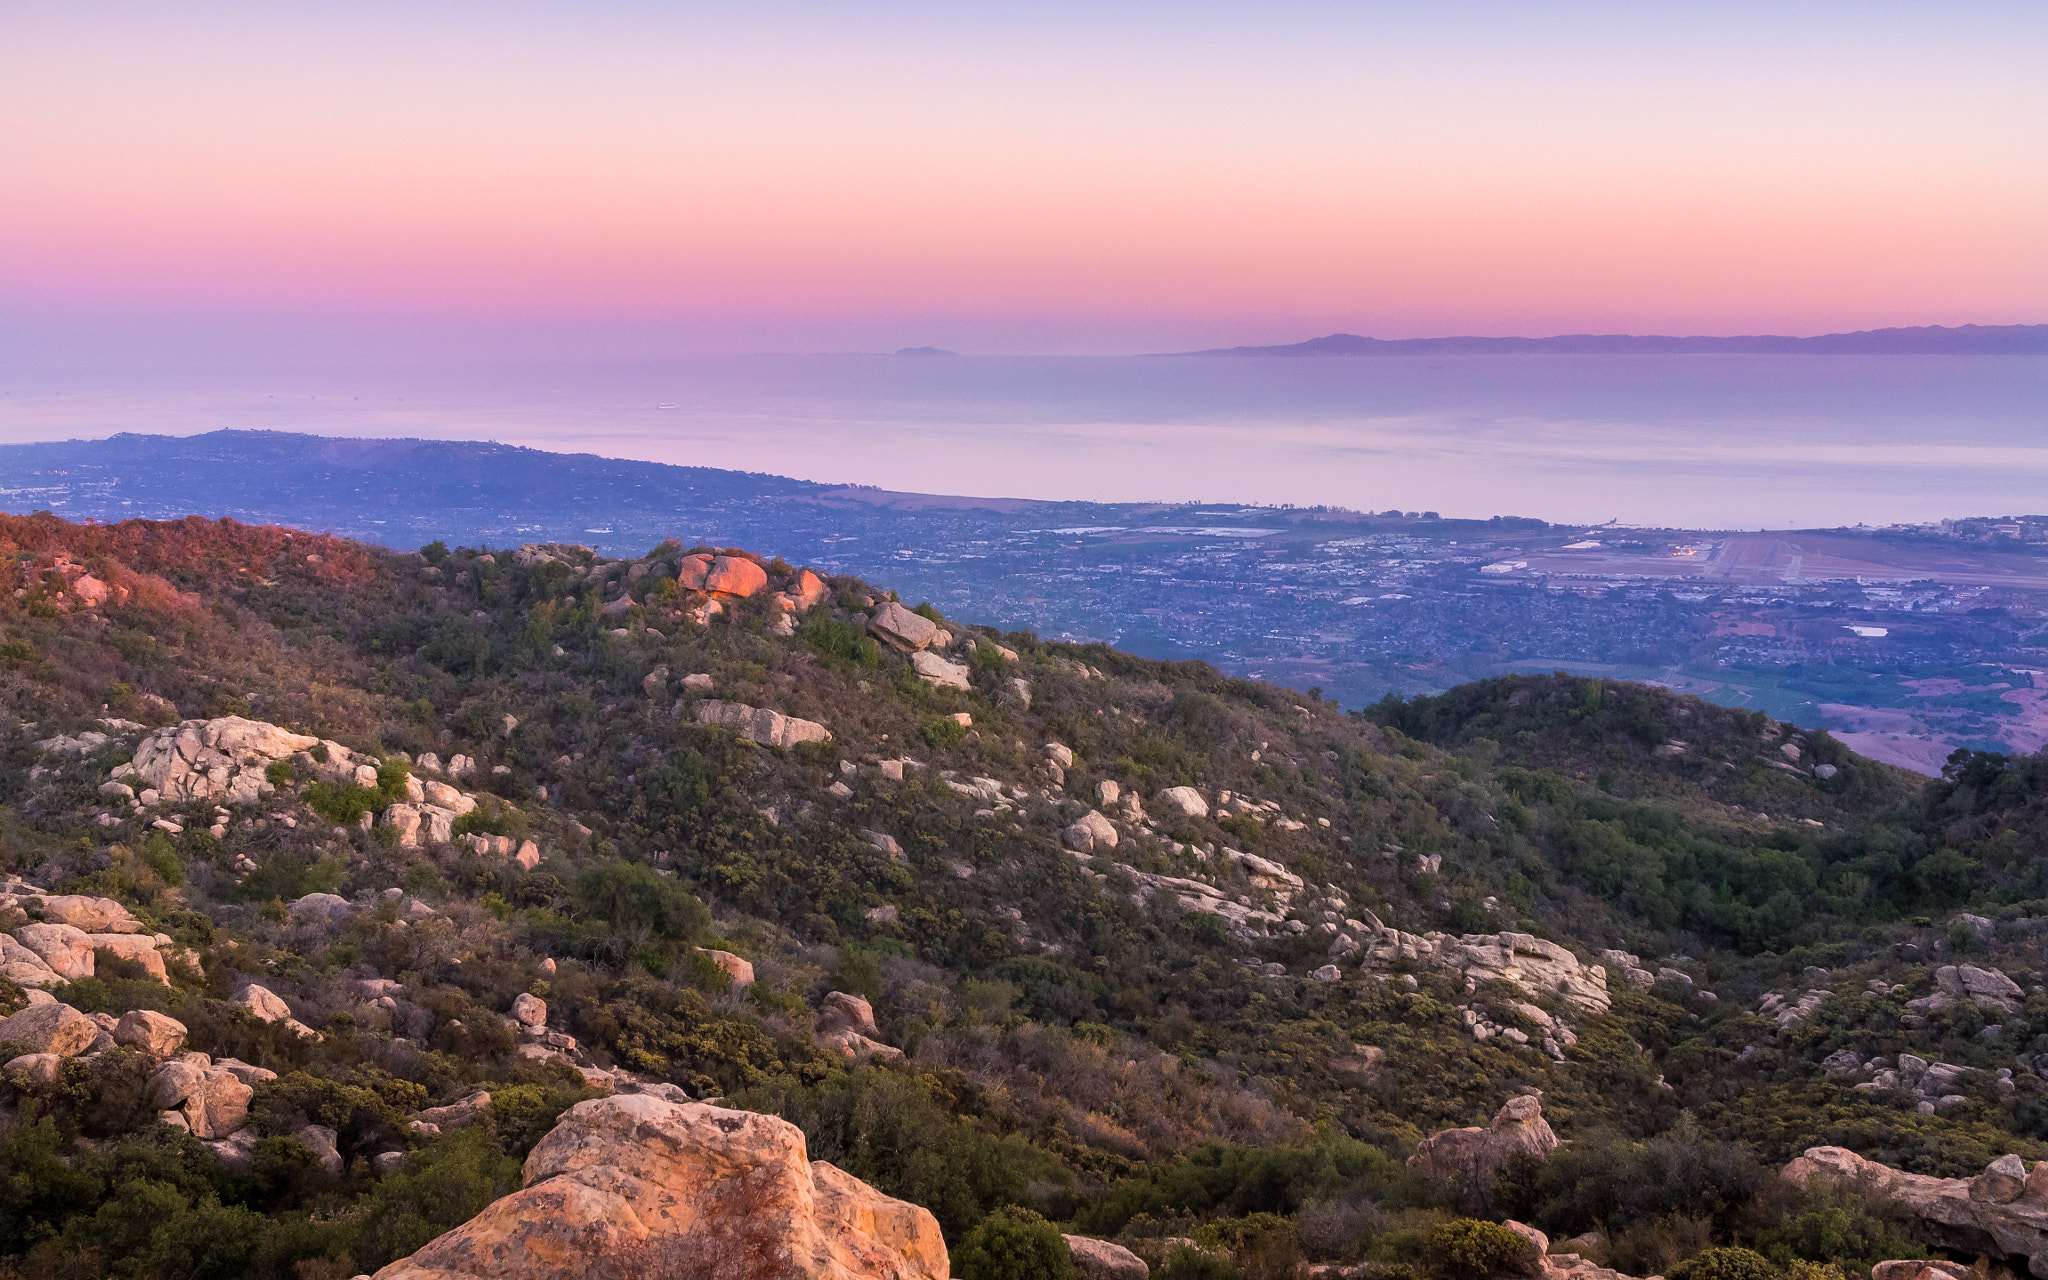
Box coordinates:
[2,353,2042,529]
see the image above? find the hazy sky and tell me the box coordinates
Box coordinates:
[4,1,2044,361]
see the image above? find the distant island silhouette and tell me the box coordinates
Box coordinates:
[894,346,959,357]
[1159,323,2048,357]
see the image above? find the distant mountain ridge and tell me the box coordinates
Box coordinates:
[1162,323,2048,357]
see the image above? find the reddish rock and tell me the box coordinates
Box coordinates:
[705,555,768,598]
[370,1094,948,1280]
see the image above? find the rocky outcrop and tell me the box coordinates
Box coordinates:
[695,701,832,748]
[1784,1146,2048,1276]
[1442,933,1613,1015]
[370,1094,948,1280]
[1908,964,2026,1015]
[1408,1095,1560,1188]
[117,716,314,805]
[868,601,939,652]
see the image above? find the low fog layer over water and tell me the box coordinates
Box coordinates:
[4,354,2042,528]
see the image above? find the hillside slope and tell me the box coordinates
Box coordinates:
[3,512,2047,1280]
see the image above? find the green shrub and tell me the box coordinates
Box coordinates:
[920,715,968,750]
[952,1206,1077,1280]
[1667,1247,1778,1280]
[801,617,881,669]
[1421,1220,1538,1280]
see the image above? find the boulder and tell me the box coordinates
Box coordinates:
[511,993,547,1028]
[1062,809,1119,853]
[868,601,940,652]
[146,1057,212,1110]
[704,555,768,597]
[696,700,832,748]
[700,949,755,985]
[182,1067,253,1138]
[412,1091,492,1132]
[1408,1094,1560,1188]
[3,1052,64,1089]
[515,841,541,871]
[114,1009,188,1057]
[31,894,139,933]
[421,781,477,815]
[234,983,294,1023]
[909,650,971,690]
[368,1094,948,1280]
[87,932,170,982]
[205,1128,259,1172]
[297,1123,344,1175]
[0,934,63,987]
[14,923,96,979]
[819,992,879,1037]
[1065,1235,1150,1280]
[792,569,831,609]
[0,1001,99,1056]
[675,554,713,590]
[1156,786,1209,818]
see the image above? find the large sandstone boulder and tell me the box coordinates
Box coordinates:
[1065,1234,1150,1280]
[235,983,293,1023]
[370,1095,949,1280]
[868,601,939,652]
[0,934,63,987]
[13,924,96,980]
[700,949,756,985]
[909,650,971,690]
[0,1002,99,1056]
[512,993,547,1027]
[816,991,903,1061]
[1062,809,1119,853]
[30,894,140,933]
[675,554,713,590]
[114,1010,188,1057]
[87,932,170,982]
[1408,1094,1561,1188]
[704,555,768,597]
[792,569,830,609]
[1784,1147,2048,1275]
[1155,786,1209,818]
[696,700,831,748]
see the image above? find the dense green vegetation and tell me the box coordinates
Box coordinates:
[1,512,2045,1279]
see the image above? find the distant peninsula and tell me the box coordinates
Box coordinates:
[1160,323,2048,357]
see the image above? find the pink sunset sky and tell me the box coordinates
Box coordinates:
[3,1,2044,361]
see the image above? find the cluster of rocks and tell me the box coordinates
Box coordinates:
[1908,963,2026,1015]
[1820,1050,2010,1111]
[1458,999,1580,1061]
[0,883,194,987]
[0,998,290,1168]
[1784,1146,2048,1276]
[6,551,127,612]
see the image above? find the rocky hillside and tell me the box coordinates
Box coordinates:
[4,511,2048,1280]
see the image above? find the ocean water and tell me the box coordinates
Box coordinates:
[3,353,2043,527]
